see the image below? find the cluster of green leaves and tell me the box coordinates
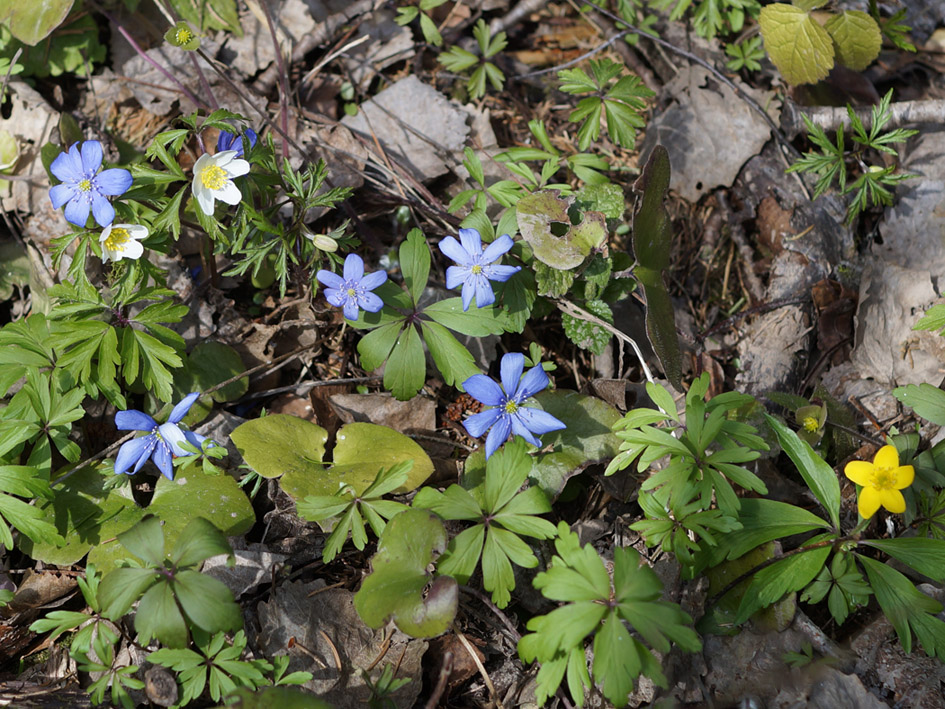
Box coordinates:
[495,119,612,189]
[652,0,760,40]
[414,439,556,607]
[759,0,913,85]
[395,0,448,46]
[0,2,105,78]
[518,521,701,707]
[353,225,514,400]
[724,36,765,72]
[787,89,918,223]
[438,19,507,100]
[557,58,653,152]
[607,375,768,567]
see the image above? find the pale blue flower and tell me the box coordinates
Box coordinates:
[114,393,208,480]
[316,253,387,321]
[463,353,565,459]
[49,141,133,227]
[439,228,520,311]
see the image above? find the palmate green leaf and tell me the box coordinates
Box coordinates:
[765,414,841,528]
[863,538,945,582]
[593,614,644,705]
[481,529,517,608]
[99,567,160,620]
[419,321,479,389]
[400,228,430,305]
[120,328,182,402]
[116,515,165,567]
[358,321,404,372]
[522,602,608,661]
[435,524,486,583]
[424,298,510,336]
[413,485,481,521]
[170,517,234,568]
[384,325,425,401]
[759,3,834,85]
[136,581,189,648]
[733,545,831,624]
[483,438,531,511]
[173,569,242,635]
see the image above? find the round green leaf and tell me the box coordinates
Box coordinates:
[280,422,433,502]
[1,0,73,46]
[230,414,329,479]
[824,11,881,71]
[759,3,834,85]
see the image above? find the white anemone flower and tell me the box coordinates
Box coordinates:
[100,223,148,263]
[192,150,250,215]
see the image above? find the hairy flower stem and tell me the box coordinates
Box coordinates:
[91,2,208,110]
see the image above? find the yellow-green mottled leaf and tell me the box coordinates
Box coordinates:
[791,0,827,10]
[760,3,834,85]
[824,11,881,71]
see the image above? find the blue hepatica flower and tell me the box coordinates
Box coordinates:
[114,392,209,480]
[216,128,257,157]
[316,253,387,321]
[463,353,566,459]
[49,141,133,228]
[439,228,521,311]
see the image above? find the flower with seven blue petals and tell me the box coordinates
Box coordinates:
[462,353,565,459]
[216,128,257,157]
[439,228,520,311]
[316,253,387,321]
[49,141,133,228]
[114,392,209,480]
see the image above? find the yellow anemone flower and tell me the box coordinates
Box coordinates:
[844,445,914,519]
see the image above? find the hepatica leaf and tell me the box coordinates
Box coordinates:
[230,414,328,480]
[517,191,606,270]
[354,509,458,637]
[1,0,73,45]
[759,3,834,85]
[632,146,682,390]
[824,10,881,71]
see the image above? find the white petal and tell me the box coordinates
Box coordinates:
[214,181,243,205]
[196,188,216,215]
[120,240,145,260]
[225,158,250,178]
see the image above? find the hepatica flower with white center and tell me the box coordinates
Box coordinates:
[114,392,211,480]
[439,228,520,311]
[100,224,148,263]
[192,150,250,215]
[216,128,257,158]
[316,253,387,321]
[49,140,133,227]
[463,353,565,459]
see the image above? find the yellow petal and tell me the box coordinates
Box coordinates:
[844,460,874,486]
[894,465,915,490]
[857,486,881,519]
[873,445,899,469]
[880,489,906,514]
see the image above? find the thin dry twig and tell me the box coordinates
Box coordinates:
[782,98,945,139]
[423,651,454,709]
[454,628,503,709]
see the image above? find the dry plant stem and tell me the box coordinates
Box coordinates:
[782,98,945,139]
[423,651,454,709]
[578,0,799,159]
[251,0,376,96]
[258,0,291,161]
[91,2,207,110]
[459,585,521,640]
[454,628,503,709]
[238,375,383,401]
[490,0,559,35]
[555,299,655,384]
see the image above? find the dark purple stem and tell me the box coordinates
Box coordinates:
[259,0,290,161]
[95,4,208,110]
[189,52,219,111]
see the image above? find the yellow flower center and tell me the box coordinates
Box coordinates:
[176,27,193,44]
[504,401,518,415]
[347,287,357,297]
[200,164,228,190]
[802,415,820,433]
[78,179,92,192]
[104,227,131,252]
[870,466,898,491]
[471,264,483,275]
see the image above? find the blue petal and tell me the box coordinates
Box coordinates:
[445,265,467,290]
[463,407,501,439]
[516,406,566,435]
[323,288,347,308]
[49,183,74,209]
[184,431,209,450]
[463,373,505,407]
[50,145,81,182]
[500,353,525,397]
[439,236,473,266]
[114,435,156,475]
[460,282,476,311]
[458,228,482,257]
[473,274,495,308]
[485,264,521,283]
[153,440,174,479]
[245,129,258,148]
[342,299,360,321]
[360,270,387,291]
[316,270,344,289]
[509,413,542,448]
[216,131,238,152]
[80,141,103,174]
[515,364,550,401]
[63,196,90,227]
[116,409,158,431]
[169,392,200,423]
[159,421,190,456]
[95,168,133,196]
[358,291,383,313]
[343,253,364,282]
[481,233,515,263]
[484,415,512,459]
[90,194,115,227]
